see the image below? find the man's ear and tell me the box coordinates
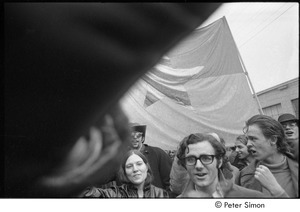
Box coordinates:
[270,136,278,146]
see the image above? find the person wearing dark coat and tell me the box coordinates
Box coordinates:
[130,123,172,190]
[278,113,299,162]
[235,155,298,198]
[82,150,168,198]
[236,115,299,197]
[230,135,254,171]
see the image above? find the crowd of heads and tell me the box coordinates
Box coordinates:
[168,113,298,198]
[100,112,299,198]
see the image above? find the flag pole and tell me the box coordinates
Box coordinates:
[223,16,264,115]
[237,50,264,115]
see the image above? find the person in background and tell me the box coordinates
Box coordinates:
[129,123,172,191]
[82,150,168,198]
[169,132,239,197]
[236,114,298,197]
[176,133,266,198]
[228,146,238,164]
[278,113,299,161]
[169,150,177,161]
[230,135,254,170]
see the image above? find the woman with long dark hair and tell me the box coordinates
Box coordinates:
[82,150,168,198]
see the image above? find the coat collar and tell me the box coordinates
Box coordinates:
[124,181,152,192]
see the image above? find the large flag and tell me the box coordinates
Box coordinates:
[120,17,259,150]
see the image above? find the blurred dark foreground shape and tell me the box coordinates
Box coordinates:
[4,3,221,197]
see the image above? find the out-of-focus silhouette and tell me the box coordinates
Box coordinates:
[4,3,221,197]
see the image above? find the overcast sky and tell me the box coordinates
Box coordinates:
[199,2,298,93]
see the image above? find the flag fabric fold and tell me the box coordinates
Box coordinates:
[121,17,258,150]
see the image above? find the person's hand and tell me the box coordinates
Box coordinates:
[254,165,286,197]
[40,104,131,196]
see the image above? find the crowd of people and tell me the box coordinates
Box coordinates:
[80,113,298,198]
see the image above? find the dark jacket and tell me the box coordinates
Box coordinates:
[82,183,168,198]
[106,144,172,191]
[287,138,299,162]
[230,154,249,171]
[178,171,266,198]
[235,156,298,197]
[141,144,172,190]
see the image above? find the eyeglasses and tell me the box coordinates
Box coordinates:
[282,122,297,128]
[184,155,215,166]
[131,132,143,139]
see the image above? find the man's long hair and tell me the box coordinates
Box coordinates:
[243,114,290,155]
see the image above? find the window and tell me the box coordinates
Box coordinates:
[262,103,282,120]
[291,98,299,119]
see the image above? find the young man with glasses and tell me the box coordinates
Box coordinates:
[278,113,299,161]
[176,133,266,197]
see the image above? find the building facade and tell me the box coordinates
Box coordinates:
[255,77,299,121]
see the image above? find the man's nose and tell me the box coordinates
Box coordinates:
[285,125,291,129]
[195,159,204,169]
[247,142,253,149]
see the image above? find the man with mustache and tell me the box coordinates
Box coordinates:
[236,114,298,197]
[278,113,299,161]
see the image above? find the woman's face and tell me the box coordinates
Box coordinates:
[125,154,148,186]
[234,140,249,159]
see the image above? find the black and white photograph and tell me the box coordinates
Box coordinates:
[3,2,299,211]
